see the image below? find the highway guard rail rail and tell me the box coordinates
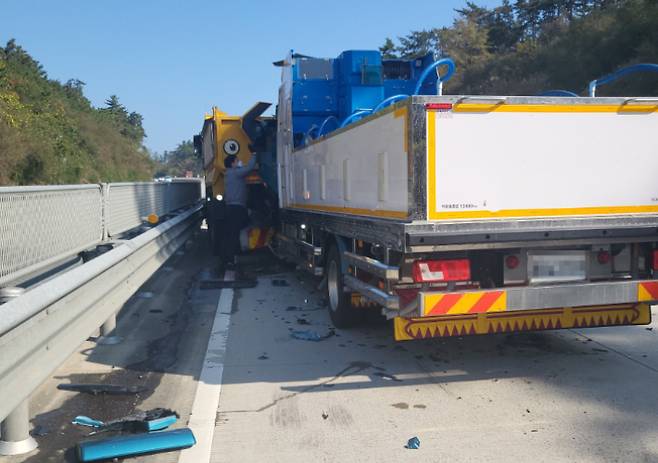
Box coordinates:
[0,179,204,455]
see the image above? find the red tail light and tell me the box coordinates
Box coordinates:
[597,250,611,265]
[505,255,520,269]
[425,103,453,110]
[412,259,470,283]
[653,250,658,269]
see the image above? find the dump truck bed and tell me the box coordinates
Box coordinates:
[278,95,658,250]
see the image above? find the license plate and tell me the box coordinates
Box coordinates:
[528,251,587,284]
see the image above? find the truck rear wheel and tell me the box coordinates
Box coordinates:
[326,245,361,328]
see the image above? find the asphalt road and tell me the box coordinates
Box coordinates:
[211,255,658,463]
[8,232,658,462]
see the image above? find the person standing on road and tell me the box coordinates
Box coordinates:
[223,154,258,267]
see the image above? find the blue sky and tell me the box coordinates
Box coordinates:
[1,0,502,154]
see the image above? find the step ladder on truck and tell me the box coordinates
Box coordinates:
[197,49,658,341]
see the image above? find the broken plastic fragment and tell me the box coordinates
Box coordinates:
[73,408,179,434]
[200,279,257,289]
[406,436,420,449]
[31,425,50,437]
[77,428,195,462]
[58,383,148,396]
[290,330,334,342]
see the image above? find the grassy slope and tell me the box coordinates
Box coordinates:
[0,42,153,186]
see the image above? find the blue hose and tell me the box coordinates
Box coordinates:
[539,90,579,97]
[317,116,339,136]
[339,110,372,128]
[589,63,658,96]
[414,58,456,95]
[341,57,457,129]
[304,124,319,142]
[372,94,409,113]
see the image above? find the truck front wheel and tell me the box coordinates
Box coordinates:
[326,245,361,328]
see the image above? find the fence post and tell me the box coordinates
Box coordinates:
[97,314,122,345]
[0,287,38,456]
[101,183,109,241]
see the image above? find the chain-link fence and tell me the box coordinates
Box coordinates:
[105,181,202,237]
[0,180,202,286]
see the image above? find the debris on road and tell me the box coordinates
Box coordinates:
[290,329,335,342]
[200,279,257,289]
[374,372,402,382]
[31,425,49,437]
[286,305,322,312]
[296,317,310,325]
[258,353,269,360]
[73,408,179,434]
[57,383,148,396]
[322,411,329,420]
[405,436,421,449]
[76,428,196,462]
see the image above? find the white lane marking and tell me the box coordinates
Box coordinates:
[178,270,234,463]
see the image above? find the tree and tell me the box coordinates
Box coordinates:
[379,0,658,96]
[0,40,154,185]
[155,140,201,177]
[379,38,397,59]
[103,95,126,115]
[396,30,442,59]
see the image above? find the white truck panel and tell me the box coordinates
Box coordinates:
[428,106,658,220]
[289,109,408,218]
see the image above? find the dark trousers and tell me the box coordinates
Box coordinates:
[223,205,248,263]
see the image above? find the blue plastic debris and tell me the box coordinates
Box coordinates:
[406,436,421,449]
[77,428,196,462]
[290,329,334,342]
[73,408,178,434]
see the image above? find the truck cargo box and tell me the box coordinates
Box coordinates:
[278,95,658,249]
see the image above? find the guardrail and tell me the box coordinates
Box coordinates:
[0,180,203,287]
[0,179,203,455]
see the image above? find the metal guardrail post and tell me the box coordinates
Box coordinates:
[97,314,122,345]
[0,287,38,456]
[0,400,37,455]
[101,183,109,241]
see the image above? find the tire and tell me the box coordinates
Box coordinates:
[325,245,361,328]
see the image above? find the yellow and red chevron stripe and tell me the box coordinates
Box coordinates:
[638,281,658,302]
[395,303,651,341]
[422,290,506,316]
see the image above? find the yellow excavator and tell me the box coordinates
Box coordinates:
[194,103,278,257]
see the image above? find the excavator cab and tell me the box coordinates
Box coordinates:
[196,103,278,257]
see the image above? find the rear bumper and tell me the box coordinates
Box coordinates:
[394,279,658,341]
[418,280,658,317]
[394,303,652,341]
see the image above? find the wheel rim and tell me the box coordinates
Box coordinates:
[328,259,339,313]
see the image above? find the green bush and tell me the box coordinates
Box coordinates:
[0,40,154,185]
